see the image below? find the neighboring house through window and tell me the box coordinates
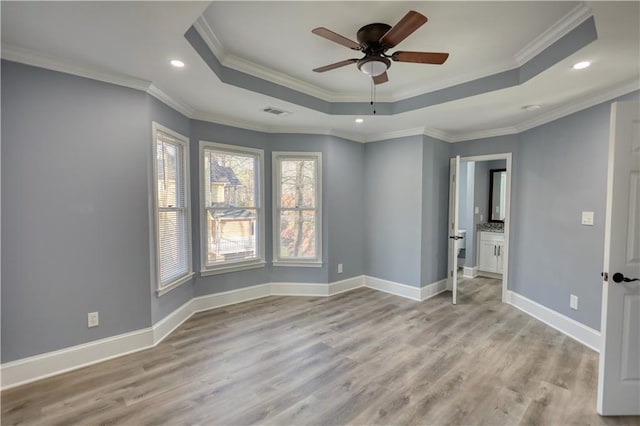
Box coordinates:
[273,152,322,267]
[200,142,265,275]
[152,123,193,295]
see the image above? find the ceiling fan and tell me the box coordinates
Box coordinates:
[312,10,449,85]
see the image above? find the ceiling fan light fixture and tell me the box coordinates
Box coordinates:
[357,56,390,77]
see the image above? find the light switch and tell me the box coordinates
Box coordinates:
[581,211,594,226]
[475,206,479,214]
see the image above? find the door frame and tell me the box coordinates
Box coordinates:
[454,153,512,303]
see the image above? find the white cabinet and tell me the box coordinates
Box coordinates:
[478,231,505,274]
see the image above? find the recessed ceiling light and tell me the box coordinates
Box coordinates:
[572,61,590,70]
[170,60,185,68]
[522,104,541,112]
[355,118,364,123]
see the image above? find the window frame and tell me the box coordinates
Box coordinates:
[199,141,266,276]
[272,151,323,267]
[151,122,194,296]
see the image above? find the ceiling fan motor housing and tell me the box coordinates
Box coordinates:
[357,23,392,53]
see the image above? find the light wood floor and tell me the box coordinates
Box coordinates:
[2,277,639,425]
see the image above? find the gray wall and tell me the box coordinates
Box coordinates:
[148,96,195,324]
[450,92,639,330]
[364,136,423,287]
[327,137,365,283]
[510,107,611,329]
[420,136,451,285]
[1,61,152,361]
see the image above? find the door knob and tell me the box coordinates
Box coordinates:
[449,235,463,240]
[612,272,640,283]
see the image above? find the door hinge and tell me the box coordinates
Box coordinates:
[601,272,608,282]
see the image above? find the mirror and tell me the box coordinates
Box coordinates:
[489,168,507,222]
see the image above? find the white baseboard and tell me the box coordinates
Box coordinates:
[507,291,601,352]
[329,275,365,295]
[192,283,271,313]
[463,266,479,278]
[270,282,329,296]
[364,275,422,301]
[4,278,600,390]
[0,328,154,390]
[0,279,362,390]
[421,279,448,301]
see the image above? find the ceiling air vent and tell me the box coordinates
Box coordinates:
[262,107,291,117]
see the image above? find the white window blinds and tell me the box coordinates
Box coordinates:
[155,129,191,289]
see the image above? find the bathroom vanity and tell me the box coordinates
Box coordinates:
[478,230,504,274]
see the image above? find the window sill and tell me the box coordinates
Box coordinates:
[157,272,194,297]
[272,260,323,268]
[201,260,267,276]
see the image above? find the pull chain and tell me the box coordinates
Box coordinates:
[370,78,377,115]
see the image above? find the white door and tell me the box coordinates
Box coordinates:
[597,101,640,415]
[447,156,461,304]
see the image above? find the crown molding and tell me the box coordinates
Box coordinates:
[515,78,640,133]
[365,127,427,143]
[448,127,519,143]
[515,2,592,65]
[147,84,194,118]
[1,44,151,92]
[192,16,227,63]
[193,3,594,104]
[423,127,455,143]
[447,78,640,143]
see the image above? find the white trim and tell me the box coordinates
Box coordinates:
[1,44,151,92]
[272,151,323,266]
[151,299,194,344]
[458,153,512,304]
[199,141,266,276]
[0,328,154,391]
[462,266,479,278]
[507,291,601,352]
[515,2,592,65]
[420,279,449,301]
[191,283,272,314]
[147,84,194,118]
[515,79,640,134]
[328,275,366,295]
[157,272,194,297]
[192,4,592,104]
[364,276,422,301]
[200,260,266,276]
[272,261,323,268]
[2,276,603,390]
[151,123,194,296]
[270,282,330,297]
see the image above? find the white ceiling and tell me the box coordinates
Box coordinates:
[2,1,639,142]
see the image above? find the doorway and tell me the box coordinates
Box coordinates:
[447,153,512,304]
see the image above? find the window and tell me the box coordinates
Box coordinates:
[200,142,265,275]
[152,123,193,295]
[273,152,322,266]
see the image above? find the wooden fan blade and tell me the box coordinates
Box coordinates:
[379,11,428,48]
[391,51,449,64]
[312,27,361,50]
[313,59,358,73]
[373,71,389,85]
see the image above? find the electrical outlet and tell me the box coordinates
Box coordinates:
[337,263,343,274]
[88,312,99,328]
[570,295,578,310]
